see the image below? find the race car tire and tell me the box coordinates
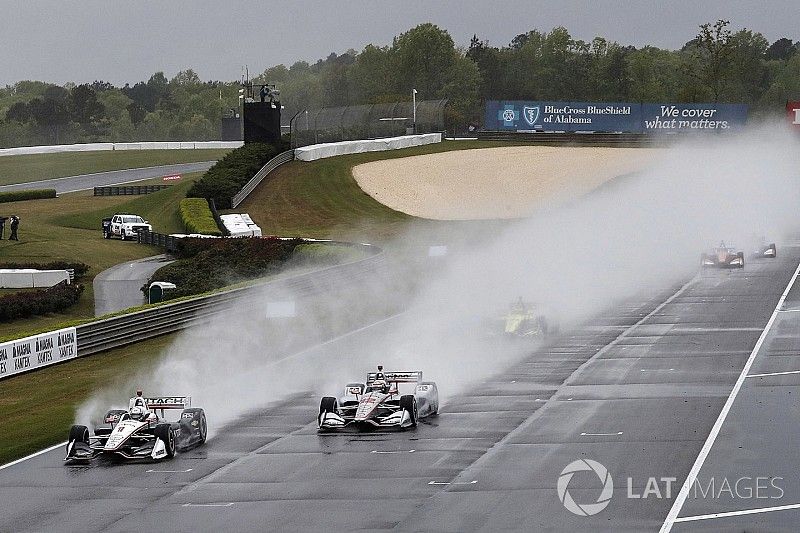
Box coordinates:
[737,252,745,269]
[69,424,90,444]
[770,245,777,258]
[399,395,417,427]
[180,408,207,445]
[421,382,439,415]
[154,423,176,458]
[320,396,338,416]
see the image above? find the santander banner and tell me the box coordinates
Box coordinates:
[787,101,800,128]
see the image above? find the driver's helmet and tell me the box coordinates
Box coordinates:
[129,406,145,420]
[368,379,389,393]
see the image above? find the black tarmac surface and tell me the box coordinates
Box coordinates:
[1,250,797,532]
[93,254,174,316]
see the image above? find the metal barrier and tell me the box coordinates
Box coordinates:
[231,149,295,209]
[137,230,179,253]
[475,131,672,146]
[74,244,384,356]
[93,185,172,196]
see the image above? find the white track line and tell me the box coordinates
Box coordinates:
[674,502,800,522]
[0,441,66,471]
[747,370,800,378]
[659,261,800,533]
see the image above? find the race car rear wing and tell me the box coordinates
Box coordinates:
[145,396,191,409]
[367,371,422,384]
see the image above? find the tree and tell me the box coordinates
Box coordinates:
[390,23,457,97]
[684,19,733,102]
[765,38,798,61]
[69,84,103,124]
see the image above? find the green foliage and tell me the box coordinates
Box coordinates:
[187,142,286,208]
[1,21,799,143]
[0,282,84,322]
[0,189,56,203]
[144,237,304,299]
[179,198,222,235]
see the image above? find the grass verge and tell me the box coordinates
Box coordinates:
[0,334,176,465]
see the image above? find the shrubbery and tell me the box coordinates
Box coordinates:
[145,237,303,299]
[186,142,287,209]
[0,282,84,322]
[0,189,56,203]
[179,198,222,235]
[0,261,90,278]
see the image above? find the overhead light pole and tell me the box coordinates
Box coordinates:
[412,88,417,134]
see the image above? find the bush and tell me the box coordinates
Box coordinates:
[186,142,287,208]
[0,282,84,322]
[0,261,90,278]
[0,189,57,203]
[144,237,303,299]
[179,198,222,236]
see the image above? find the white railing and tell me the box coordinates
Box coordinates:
[0,141,243,158]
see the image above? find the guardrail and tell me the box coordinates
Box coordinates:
[76,244,383,356]
[137,230,179,253]
[475,131,672,146]
[94,185,172,196]
[231,150,295,208]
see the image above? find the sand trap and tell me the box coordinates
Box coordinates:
[352,146,663,220]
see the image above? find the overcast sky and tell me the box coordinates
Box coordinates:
[2,0,798,86]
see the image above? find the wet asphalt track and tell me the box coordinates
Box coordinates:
[0,161,214,194]
[1,249,798,532]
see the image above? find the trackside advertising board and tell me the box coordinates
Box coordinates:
[787,101,800,128]
[485,101,748,132]
[0,327,77,379]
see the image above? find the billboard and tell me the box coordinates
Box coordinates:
[0,327,77,379]
[485,101,748,133]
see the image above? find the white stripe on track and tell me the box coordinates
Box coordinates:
[659,261,800,533]
[0,441,67,471]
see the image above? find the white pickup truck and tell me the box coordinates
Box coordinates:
[102,214,152,240]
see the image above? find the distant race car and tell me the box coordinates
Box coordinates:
[751,241,777,259]
[701,243,745,269]
[493,298,557,338]
[318,366,438,430]
[65,396,206,462]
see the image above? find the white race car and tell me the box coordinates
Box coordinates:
[65,396,206,462]
[318,367,438,430]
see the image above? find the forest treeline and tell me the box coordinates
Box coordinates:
[1,20,797,146]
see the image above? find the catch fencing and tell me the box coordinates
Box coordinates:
[289,99,447,149]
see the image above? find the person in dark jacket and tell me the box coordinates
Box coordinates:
[0,216,7,239]
[9,215,19,241]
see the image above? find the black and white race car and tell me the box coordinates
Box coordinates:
[65,396,206,462]
[318,367,438,430]
[701,242,745,269]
